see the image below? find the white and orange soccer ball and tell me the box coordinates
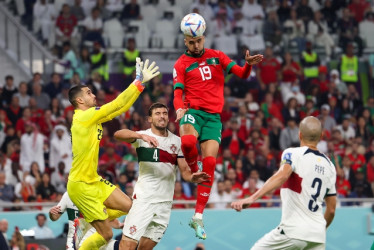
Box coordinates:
[180,13,206,37]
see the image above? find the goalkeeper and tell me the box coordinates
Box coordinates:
[67,58,160,250]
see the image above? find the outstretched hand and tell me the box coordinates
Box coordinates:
[231,198,251,212]
[191,172,211,183]
[245,50,263,65]
[49,205,61,215]
[140,134,158,147]
[142,59,160,83]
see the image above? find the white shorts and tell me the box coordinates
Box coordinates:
[251,227,325,250]
[123,200,172,243]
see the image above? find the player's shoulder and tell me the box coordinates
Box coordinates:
[167,130,181,142]
[205,48,223,56]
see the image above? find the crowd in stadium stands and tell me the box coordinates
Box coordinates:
[1,0,374,211]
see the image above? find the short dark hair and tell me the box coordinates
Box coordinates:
[36,213,46,220]
[68,84,87,108]
[5,75,13,81]
[148,102,168,116]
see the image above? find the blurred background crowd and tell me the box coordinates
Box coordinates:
[0,0,374,214]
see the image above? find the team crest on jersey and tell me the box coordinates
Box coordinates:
[170,144,177,153]
[281,152,292,165]
[129,225,137,235]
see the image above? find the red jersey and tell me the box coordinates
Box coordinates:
[56,14,78,37]
[173,49,235,114]
[258,58,281,84]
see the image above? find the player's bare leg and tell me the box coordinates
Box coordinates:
[104,188,132,213]
[180,124,200,173]
[119,236,138,250]
[138,237,157,250]
[189,139,219,240]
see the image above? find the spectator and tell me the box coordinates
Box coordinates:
[348,142,366,172]
[10,229,25,250]
[300,41,320,84]
[14,172,36,202]
[336,167,351,197]
[336,115,356,142]
[0,110,11,147]
[1,76,17,107]
[49,125,72,173]
[27,73,44,95]
[30,214,54,239]
[263,10,282,47]
[0,219,9,249]
[319,104,336,133]
[0,172,14,202]
[106,0,124,14]
[57,42,80,82]
[243,169,265,189]
[225,168,242,198]
[81,7,104,47]
[5,162,22,189]
[95,0,111,21]
[300,98,319,120]
[99,143,121,177]
[256,46,281,91]
[341,156,355,187]
[321,0,338,32]
[277,0,291,24]
[281,51,302,84]
[20,122,45,173]
[50,162,67,194]
[330,69,348,96]
[239,177,261,208]
[283,81,305,106]
[36,173,56,201]
[90,42,108,82]
[245,129,266,157]
[348,0,370,23]
[33,0,56,47]
[55,4,79,52]
[279,118,299,150]
[211,9,232,37]
[222,119,246,158]
[32,83,50,110]
[241,0,264,35]
[261,92,282,123]
[282,97,300,123]
[173,181,190,209]
[44,73,62,100]
[5,96,22,125]
[283,8,306,53]
[232,10,252,36]
[296,0,314,25]
[268,117,283,152]
[13,82,30,109]
[349,168,373,198]
[70,0,85,21]
[15,108,32,138]
[339,47,358,86]
[223,179,236,200]
[122,38,140,77]
[307,11,335,60]
[209,180,231,209]
[120,0,141,22]
[0,126,17,155]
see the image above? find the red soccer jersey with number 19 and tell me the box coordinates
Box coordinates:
[173,48,236,114]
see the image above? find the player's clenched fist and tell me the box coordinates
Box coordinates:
[231,199,251,212]
[135,57,160,84]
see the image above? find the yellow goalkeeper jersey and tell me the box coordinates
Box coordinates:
[69,83,141,183]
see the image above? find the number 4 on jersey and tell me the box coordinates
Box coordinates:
[153,149,158,161]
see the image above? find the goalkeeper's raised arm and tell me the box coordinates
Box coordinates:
[68,57,160,125]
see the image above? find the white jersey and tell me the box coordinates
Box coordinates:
[279,146,336,243]
[58,192,81,249]
[132,129,183,203]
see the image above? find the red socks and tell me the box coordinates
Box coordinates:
[195,156,216,214]
[181,135,199,173]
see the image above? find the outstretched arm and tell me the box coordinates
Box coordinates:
[177,158,210,183]
[230,50,263,79]
[49,205,62,221]
[231,163,292,211]
[114,129,158,147]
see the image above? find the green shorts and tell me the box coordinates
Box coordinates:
[179,109,222,144]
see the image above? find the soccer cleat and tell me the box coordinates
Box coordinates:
[189,217,207,240]
[73,218,91,249]
[197,161,203,172]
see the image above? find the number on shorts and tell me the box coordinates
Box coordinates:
[184,114,195,124]
[308,177,322,212]
[199,66,212,81]
[153,149,158,161]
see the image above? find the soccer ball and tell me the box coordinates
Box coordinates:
[180,13,206,37]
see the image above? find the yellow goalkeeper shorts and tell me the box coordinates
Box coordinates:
[67,178,116,223]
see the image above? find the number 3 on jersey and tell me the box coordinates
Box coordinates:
[199,66,211,81]
[308,177,322,212]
